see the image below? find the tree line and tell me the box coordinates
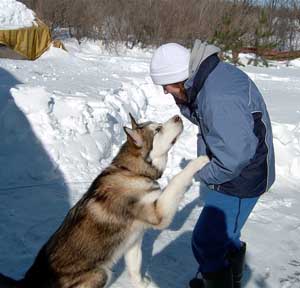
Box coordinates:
[22,0,300,61]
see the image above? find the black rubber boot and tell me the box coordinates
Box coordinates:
[227,242,246,288]
[189,277,205,288]
[189,272,205,288]
[202,267,233,288]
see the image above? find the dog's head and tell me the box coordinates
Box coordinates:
[123,113,183,172]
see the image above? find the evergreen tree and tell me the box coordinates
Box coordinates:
[249,8,278,67]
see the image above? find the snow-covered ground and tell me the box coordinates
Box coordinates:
[0,40,300,288]
[0,0,36,30]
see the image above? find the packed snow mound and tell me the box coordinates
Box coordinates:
[272,122,300,180]
[290,58,300,67]
[6,82,148,194]
[0,0,36,30]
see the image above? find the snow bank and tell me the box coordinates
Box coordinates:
[289,58,300,67]
[63,38,154,58]
[6,79,148,198]
[272,122,300,180]
[0,0,36,30]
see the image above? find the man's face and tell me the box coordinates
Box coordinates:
[162,83,188,105]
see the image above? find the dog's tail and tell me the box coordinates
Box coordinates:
[0,273,20,288]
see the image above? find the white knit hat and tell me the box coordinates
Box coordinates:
[150,43,190,85]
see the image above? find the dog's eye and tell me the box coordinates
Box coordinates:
[155,126,162,133]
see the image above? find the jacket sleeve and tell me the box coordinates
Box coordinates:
[197,129,207,157]
[196,97,258,185]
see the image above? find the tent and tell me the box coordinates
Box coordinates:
[0,18,52,60]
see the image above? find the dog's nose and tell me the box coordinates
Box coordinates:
[173,115,181,123]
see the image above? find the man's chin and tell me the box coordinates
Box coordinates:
[174,98,187,105]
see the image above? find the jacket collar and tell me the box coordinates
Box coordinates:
[185,53,220,106]
[189,40,221,76]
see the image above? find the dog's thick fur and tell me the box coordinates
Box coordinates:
[0,114,209,288]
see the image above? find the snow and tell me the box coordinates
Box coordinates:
[0,0,36,30]
[290,58,300,68]
[0,40,300,287]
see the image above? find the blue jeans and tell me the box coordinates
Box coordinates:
[192,185,259,273]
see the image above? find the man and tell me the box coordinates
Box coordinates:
[150,40,275,288]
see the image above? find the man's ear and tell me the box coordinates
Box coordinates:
[129,113,138,129]
[124,127,143,148]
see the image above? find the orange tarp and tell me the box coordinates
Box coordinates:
[0,19,51,60]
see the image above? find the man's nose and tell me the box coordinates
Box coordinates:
[162,85,168,94]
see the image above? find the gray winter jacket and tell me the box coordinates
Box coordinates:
[179,40,275,198]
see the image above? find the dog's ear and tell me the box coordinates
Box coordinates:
[129,113,138,129]
[124,127,143,148]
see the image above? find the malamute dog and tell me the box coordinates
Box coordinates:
[0,114,209,288]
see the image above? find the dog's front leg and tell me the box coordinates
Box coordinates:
[155,156,209,229]
[125,235,149,288]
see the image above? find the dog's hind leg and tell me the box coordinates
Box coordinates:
[125,236,149,288]
[154,156,209,229]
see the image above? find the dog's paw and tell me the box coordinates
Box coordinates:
[140,276,151,287]
[140,276,160,288]
[132,275,151,288]
[187,156,209,173]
